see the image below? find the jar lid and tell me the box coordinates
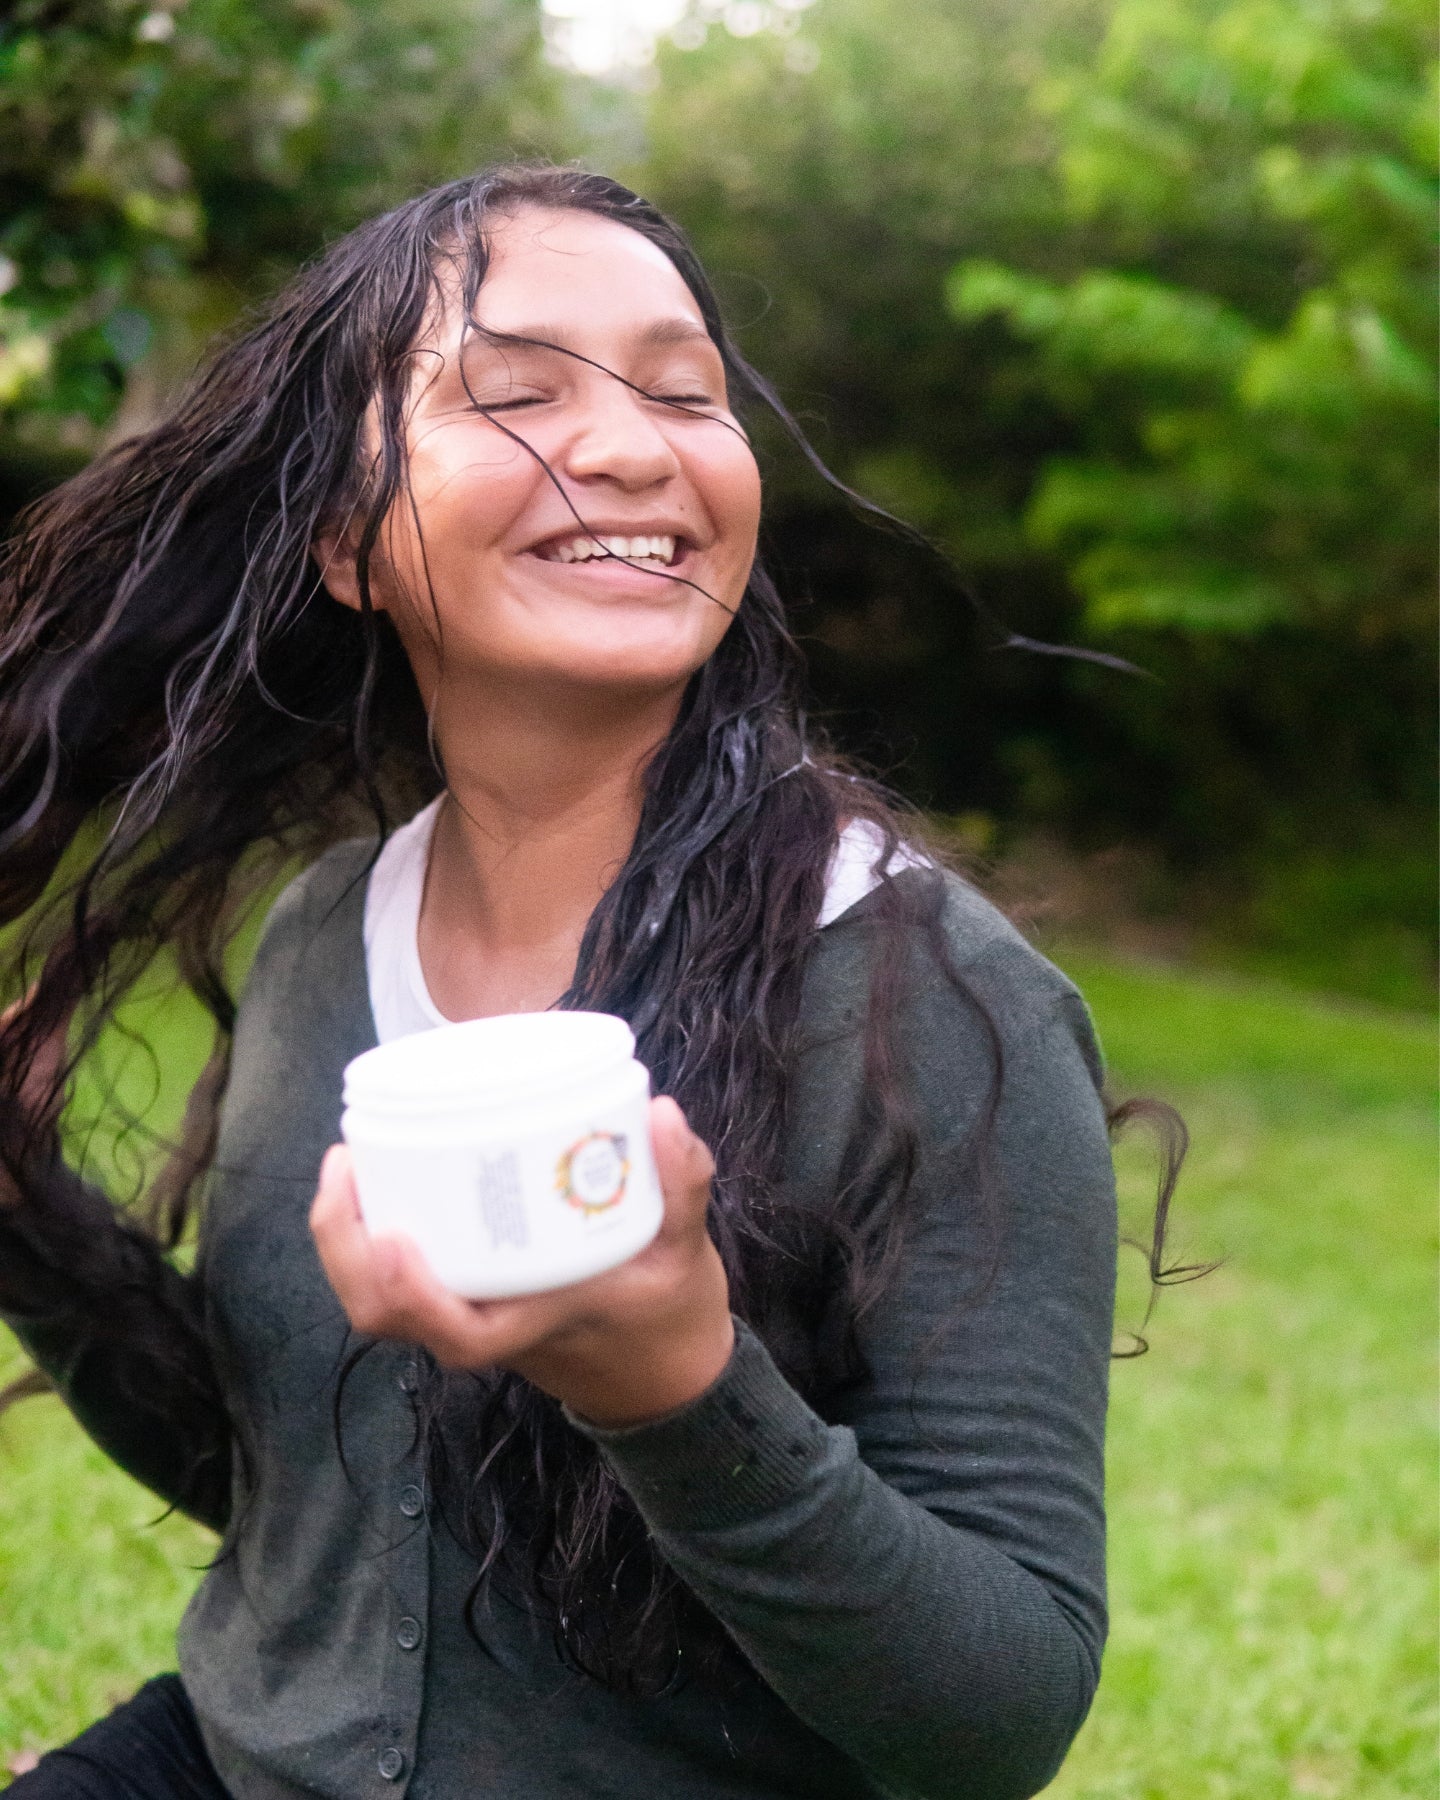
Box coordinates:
[343,1010,637,1116]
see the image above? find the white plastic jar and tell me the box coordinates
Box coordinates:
[340,1011,663,1299]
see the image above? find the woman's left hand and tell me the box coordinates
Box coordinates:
[309,1095,735,1429]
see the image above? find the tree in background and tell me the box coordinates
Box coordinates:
[629,0,1111,815]
[949,0,1435,639]
[0,0,1433,1002]
[632,0,1435,1001]
[942,0,1436,996]
[0,0,555,500]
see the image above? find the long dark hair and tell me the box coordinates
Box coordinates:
[0,163,1193,1687]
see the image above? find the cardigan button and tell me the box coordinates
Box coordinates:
[398,1362,420,1395]
[398,1484,424,1518]
[377,1747,406,1781]
[396,1615,423,1651]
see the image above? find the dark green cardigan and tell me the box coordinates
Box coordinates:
[4,841,1117,1800]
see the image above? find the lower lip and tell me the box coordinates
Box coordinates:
[527,548,697,592]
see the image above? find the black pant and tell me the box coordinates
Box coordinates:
[8,1677,232,1799]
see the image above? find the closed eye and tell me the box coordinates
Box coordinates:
[474,388,719,413]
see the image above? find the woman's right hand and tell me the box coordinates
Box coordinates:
[310,1096,735,1429]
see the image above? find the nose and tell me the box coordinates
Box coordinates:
[561,379,681,491]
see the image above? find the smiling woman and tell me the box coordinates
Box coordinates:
[0,164,1181,1800]
[316,205,766,1022]
[323,212,761,717]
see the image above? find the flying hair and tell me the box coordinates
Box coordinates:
[0,162,1198,1687]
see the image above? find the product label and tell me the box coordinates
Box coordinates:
[556,1131,629,1218]
[477,1150,528,1250]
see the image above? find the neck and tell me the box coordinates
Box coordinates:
[417,678,682,1018]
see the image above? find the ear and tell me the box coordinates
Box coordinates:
[311,523,378,615]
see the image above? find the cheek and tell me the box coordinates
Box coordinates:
[720,446,763,536]
[406,427,536,558]
[375,441,530,653]
[714,443,763,551]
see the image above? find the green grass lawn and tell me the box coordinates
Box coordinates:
[1,952,1435,1793]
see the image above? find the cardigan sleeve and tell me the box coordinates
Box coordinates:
[0,841,375,1530]
[0,833,382,1540]
[572,911,1117,1800]
[0,1152,231,1531]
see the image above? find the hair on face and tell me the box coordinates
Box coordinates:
[0,162,1194,1689]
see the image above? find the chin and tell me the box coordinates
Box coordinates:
[537,626,726,694]
[562,652,711,696]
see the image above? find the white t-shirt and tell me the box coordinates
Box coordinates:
[364,795,926,1044]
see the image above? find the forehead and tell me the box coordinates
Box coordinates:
[449,205,710,348]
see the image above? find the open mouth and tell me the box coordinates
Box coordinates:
[530,531,687,571]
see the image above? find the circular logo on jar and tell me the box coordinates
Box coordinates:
[556,1131,629,1217]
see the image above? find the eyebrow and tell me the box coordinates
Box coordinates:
[636,319,717,350]
[468,317,718,356]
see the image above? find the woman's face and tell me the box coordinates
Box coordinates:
[328,206,762,710]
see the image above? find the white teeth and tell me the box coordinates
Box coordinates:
[544,534,677,565]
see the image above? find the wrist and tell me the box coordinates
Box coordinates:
[564,1310,736,1431]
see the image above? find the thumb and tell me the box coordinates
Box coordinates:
[648,1095,715,1236]
[311,1142,361,1230]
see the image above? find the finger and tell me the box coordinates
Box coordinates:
[375,1247,567,1369]
[366,1232,482,1354]
[362,1222,584,1364]
[310,1143,362,1237]
[309,1145,391,1329]
[308,1151,493,1356]
[648,1095,715,1239]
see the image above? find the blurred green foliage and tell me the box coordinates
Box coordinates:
[630,0,1436,1003]
[0,0,1433,1004]
[949,0,1436,637]
[0,0,555,479]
